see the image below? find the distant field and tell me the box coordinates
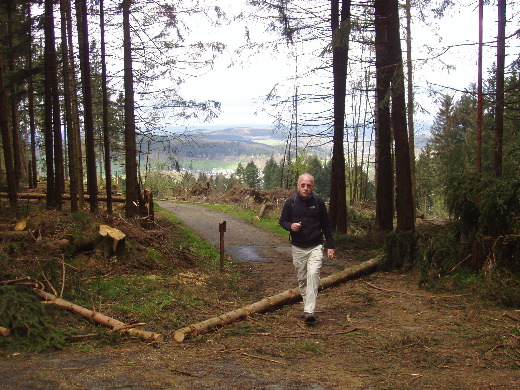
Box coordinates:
[179,160,239,172]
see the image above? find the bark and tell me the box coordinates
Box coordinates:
[60,0,78,211]
[476,0,483,174]
[49,2,64,209]
[75,0,98,212]
[494,0,505,177]
[6,3,21,192]
[374,0,393,231]
[123,0,139,218]
[389,0,414,232]
[100,0,113,213]
[328,0,351,234]
[33,289,164,343]
[43,0,56,209]
[65,0,85,209]
[26,4,37,189]
[174,256,381,342]
[405,0,416,217]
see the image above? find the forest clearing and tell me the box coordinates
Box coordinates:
[0,187,519,389]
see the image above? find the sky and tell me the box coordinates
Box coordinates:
[178,1,519,131]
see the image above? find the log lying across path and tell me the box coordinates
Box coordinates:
[33,289,164,343]
[173,255,382,342]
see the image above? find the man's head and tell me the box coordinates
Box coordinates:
[297,173,315,198]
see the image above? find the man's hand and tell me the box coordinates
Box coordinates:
[327,249,335,259]
[291,222,302,232]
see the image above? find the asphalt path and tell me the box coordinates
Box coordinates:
[157,201,293,263]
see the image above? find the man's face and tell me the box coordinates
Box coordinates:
[297,176,314,198]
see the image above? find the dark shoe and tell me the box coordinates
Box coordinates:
[303,313,316,323]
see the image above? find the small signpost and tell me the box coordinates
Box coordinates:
[219,221,226,272]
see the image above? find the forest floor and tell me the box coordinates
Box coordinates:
[1,190,520,389]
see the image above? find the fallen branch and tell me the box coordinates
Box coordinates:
[173,256,381,342]
[364,281,469,299]
[241,352,287,365]
[504,312,520,322]
[33,289,164,343]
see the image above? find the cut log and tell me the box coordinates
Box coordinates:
[0,326,10,337]
[99,225,126,255]
[33,289,164,343]
[173,255,381,342]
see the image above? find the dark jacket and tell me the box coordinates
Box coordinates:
[279,193,335,249]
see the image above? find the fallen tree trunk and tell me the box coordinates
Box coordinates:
[33,289,164,343]
[173,255,381,342]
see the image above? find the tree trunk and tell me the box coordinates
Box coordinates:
[100,0,113,213]
[75,0,98,212]
[389,0,414,232]
[328,0,351,234]
[65,0,85,209]
[174,256,381,342]
[123,0,139,218]
[374,0,393,231]
[26,4,37,189]
[476,0,483,174]
[49,2,64,210]
[0,55,17,210]
[43,0,56,210]
[60,0,78,211]
[405,0,416,217]
[494,0,505,177]
[33,289,164,343]
[6,2,22,193]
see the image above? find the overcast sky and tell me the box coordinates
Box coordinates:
[178,1,519,130]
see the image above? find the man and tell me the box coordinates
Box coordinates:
[279,173,335,323]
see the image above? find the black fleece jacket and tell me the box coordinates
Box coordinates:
[279,193,335,249]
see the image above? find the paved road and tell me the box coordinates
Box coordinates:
[157,201,293,263]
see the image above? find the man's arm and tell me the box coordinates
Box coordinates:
[279,198,293,231]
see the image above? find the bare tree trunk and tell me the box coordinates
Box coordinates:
[26,4,37,189]
[405,0,416,217]
[33,289,164,343]
[100,0,113,213]
[374,0,393,231]
[49,4,64,210]
[123,0,139,218]
[43,0,56,209]
[75,0,98,212]
[6,2,21,192]
[0,55,17,210]
[60,0,78,211]
[494,0,505,177]
[476,0,483,174]
[389,0,414,232]
[174,256,381,342]
[329,0,351,233]
[65,0,85,209]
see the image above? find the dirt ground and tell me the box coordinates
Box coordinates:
[1,200,520,389]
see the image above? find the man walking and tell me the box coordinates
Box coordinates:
[279,173,335,323]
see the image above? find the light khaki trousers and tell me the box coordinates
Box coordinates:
[292,244,323,315]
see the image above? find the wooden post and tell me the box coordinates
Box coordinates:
[219,221,226,272]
